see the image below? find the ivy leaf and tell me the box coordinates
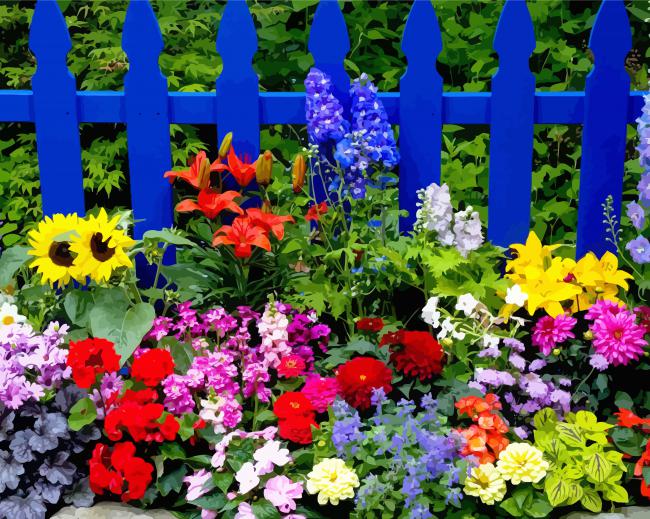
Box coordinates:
[67,397,97,431]
[583,452,611,483]
[580,488,602,513]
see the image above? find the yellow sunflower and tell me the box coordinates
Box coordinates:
[70,209,135,282]
[27,213,82,287]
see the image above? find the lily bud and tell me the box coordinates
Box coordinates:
[262,199,273,214]
[583,330,594,341]
[196,155,211,190]
[218,132,233,159]
[292,154,306,194]
[256,150,273,187]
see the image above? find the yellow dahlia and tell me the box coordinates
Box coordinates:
[464,462,506,505]
[27,213,82,287]
[306,458,359,505]
[496,442,548,485]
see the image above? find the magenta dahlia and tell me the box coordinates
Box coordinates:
[590,309,647,366]
[585,299,626,321]
[532,314,577,355]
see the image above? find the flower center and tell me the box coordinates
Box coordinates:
[87,351,104,367]
[91,233,116,262]
[329,473,338,482]
[290,402,300,409]
[48,241,74,267]
[286,360,296,368]
[614,330,623,339]
[359,374,367,381]
[2,316,14,325]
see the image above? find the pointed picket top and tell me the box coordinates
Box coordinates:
[401,0,442,65]
[29,0,72,71]
[308,0,350,107]
[123,0,164,74]
[493,0,535,61]
[217,0,258,71]
[588,0,631,67]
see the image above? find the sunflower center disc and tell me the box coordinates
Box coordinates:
[48,241,74,267]
[91,232,116,262]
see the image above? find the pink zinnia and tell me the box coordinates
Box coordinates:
[590,309,647,366]
[532,314,577,355]
[301,375,339,413]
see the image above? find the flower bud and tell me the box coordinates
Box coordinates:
[196,155,211,190]
[262,199,273,214]
[317,440,326,447]
[218,132,233,159]
[552,348,561,356]
[256,150,273,187]
[292,154,306,194]
[441,337,453,348]
[583,330,594,341]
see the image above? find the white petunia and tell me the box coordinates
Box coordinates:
[455,293,479,317]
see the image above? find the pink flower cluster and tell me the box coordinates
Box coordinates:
[531,314,576,355]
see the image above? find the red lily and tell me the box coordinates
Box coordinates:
[245,208,295,240]
[305,201,328,222]
[212,216,271,258]
[175,189,243,219]
[213,147,257,187]
[164,151,221,190]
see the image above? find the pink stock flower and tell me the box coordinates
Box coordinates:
[531,314,576,355]
[301,375,340,413]
[264,475,303,514]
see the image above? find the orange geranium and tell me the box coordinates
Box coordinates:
[305,201,328,222]
[175,189,243,220]
[213,147,257,187]
[164,151,220,190]
[455,393,509,464]
[246,208,295,240]
[212,216,271,258]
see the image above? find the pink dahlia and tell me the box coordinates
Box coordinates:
[590,309,647,366]
[532,314,577,355]
[585,299,625,321]
[301,375,339,413]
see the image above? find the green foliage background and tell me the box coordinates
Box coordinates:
[0,0,647,248]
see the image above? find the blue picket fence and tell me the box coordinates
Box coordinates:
[0,0,646,257]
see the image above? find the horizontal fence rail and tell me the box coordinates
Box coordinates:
[0,0,647,259]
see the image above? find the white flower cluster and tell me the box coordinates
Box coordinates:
[415,182,484,257]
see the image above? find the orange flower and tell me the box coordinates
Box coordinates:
[175,189,243,219]
[305,201,328,222]
[212,216,271,258]
[246,208,295,240]
[615,408,650,428]
[213,147,257,187]
[455,394,501,420]
[164,151,220,190]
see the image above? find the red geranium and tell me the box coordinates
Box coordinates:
[278,415,318,444]
[356,318,384,333]
[89,442,153,502]
[382,330,444,381]
[277,355,306,378]
[131,349,175,387]
[67,338,121,389]
[336,357,392,410]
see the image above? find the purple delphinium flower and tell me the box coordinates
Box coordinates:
[638,173,650,207]
[626,235,650,264]
[304,68,347,144]
[627,201,646,230]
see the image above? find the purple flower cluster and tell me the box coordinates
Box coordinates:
[0,322,70,409]
[304,68,347,144]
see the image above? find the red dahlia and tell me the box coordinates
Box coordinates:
[384,331,445,381]
[67,337,121,388]
[336,357,392,410]
[89,442,153,502]
[356,317,385,333]
[131,348,175,387]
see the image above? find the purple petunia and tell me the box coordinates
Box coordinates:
[626,235,650,264]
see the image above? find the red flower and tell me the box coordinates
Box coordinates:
[212,146,258,187]
[246,208,295,240]
[212,216,271,258]
[67,338,121,389]
[383,331,444,381]
[615,408,650,429]
[635,306,650,335]
[277,355,306,378]
[131,349,175,387]
[89,442,153,502]
[278,415,318,444]
[356,318,384,333]
[305,201,328,222]
[175,189,244,219]
[164,151,220,190]
[336,357,392,410]
[273,392,315,420]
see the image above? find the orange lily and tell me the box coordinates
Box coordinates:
[212,216,271,258]
[305,201,328,222]
[245,208,295,240]
[175,189,243,219]
[164,151,222,190]
[213,147,257,188]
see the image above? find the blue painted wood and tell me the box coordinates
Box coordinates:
[576,0,632,258]
[216,0,259,185]
[399,0,443,230]
[488,0,536,248]
[29,0,85,217]
[122,0,173,284]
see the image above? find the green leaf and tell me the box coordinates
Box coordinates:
[556,423,585,447]
[160,442,187,461]
[251,500,282,519]
[63,290,94,327]
[528,497,553,518]
[614,391,634,409]
[580,488,602,513]
[143,228,195,247]
[0,245,30,287]
[90,302,155,365]
[602,483,628,503]
[212,471,234,494]
[545,474,570,506]
[499,496,523,517]
[157,465,187,497]
[534,408,558,432]
[583,452,611,483]
[643,466,650,486]
[67,397,97,431]
[190,492,227,510]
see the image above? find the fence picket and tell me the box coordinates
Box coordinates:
[399,0,443,230]
[576,0,632,258]
[29,0,85,217]
[216,0,259,189]
[488,0,536,249]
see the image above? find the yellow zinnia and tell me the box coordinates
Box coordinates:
[464,462,506,505]
[70,209,135,282]
[27,213,82,287]
[496,442,548,485]
[306,458,359,505]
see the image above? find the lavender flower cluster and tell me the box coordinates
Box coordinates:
[0,321,71,410]
[0,386,98,519]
